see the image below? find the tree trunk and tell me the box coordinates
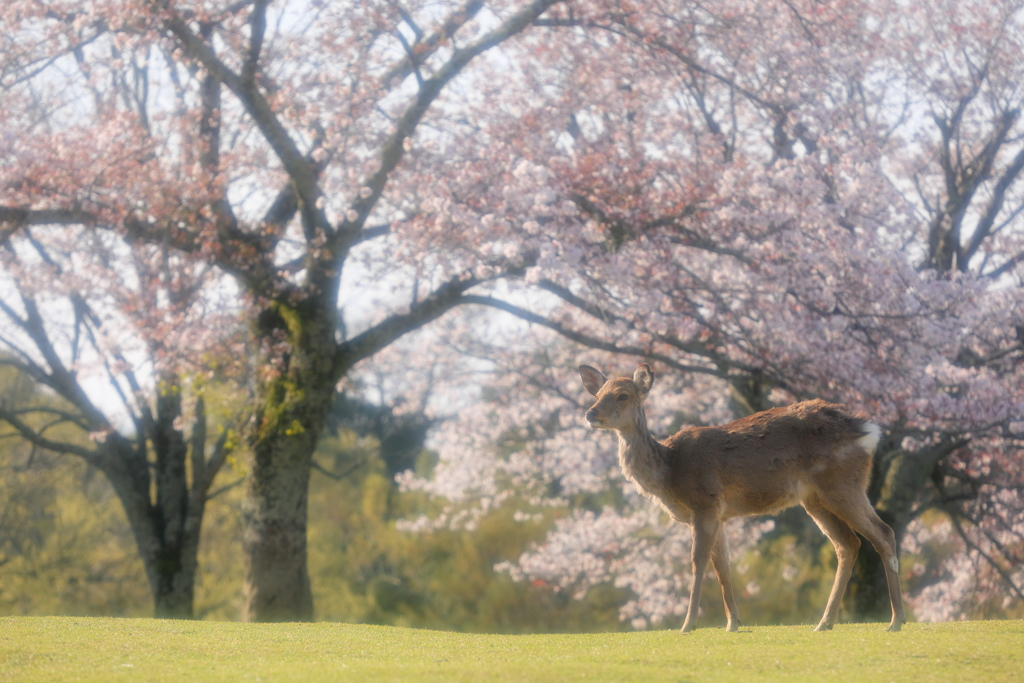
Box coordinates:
[152,490,206,619]
[103,452,200,620]
[152,543,199,619]
[240,299,338,621]
[150,386,198,618]
[241,442,314,621]
[96,385,222,620]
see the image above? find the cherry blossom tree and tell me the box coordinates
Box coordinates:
[0,0,561,621]
[0,228,238,617]
[2,0,1022,625]
[395,0,1024,624]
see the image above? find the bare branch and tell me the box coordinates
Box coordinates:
[190,396,208,495]
[206,476,244,500]
[0,208,97,229]
[335,272,486,371]
[460,294,727,379]
[242,0,269,85]
[394,27,425,88]
[311,457,368,481]
[982,250,1024,279]
[357,223,392,243]
[0,407,97,461]
[6,406,90,431]
[379,1,483,87]
[949,513,1024,601]
[966,146,1024,264]
[203,429,233,493]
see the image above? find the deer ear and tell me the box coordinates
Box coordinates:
[579,365,607,396]
[633,364,655,396]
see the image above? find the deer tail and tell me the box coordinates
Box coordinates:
[855,421,882,455]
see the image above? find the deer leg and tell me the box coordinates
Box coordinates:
[827,493,906,632]
[710,526,741,632]
[682,513,718,633]
[803,500,860,631]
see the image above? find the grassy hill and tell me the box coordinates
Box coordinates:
[2,617,1021,682]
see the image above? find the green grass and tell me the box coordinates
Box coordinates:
[2,617,1022,682]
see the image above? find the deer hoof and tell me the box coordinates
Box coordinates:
[813,622,833,632]
[886,621,903,632]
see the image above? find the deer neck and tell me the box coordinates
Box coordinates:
[615,409,668,495]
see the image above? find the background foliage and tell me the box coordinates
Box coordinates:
[3,365,1019,627]
[1,0,1023,626]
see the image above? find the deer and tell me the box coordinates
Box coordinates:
[579,363,905,633]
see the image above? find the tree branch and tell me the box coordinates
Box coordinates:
[335,272,486,372]
[967,146,1024,266]
[535,279,756,377]
[460,294,728,379]
[242,0,269,85]
[948,513,1024,601]
[206,476,244,500]
[0,407,98,461]
[203,429,233,493]
[332,0,561,253]
[162,11,330,238]
[379,0,484,87]
[982,250,1024,279]
[0,208,97,230]
[311,457,368,481]
[2,280,108,428]
[7,406,90,431]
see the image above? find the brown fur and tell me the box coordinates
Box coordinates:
[579,364,905,633]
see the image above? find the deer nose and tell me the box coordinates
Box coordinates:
[585,409,599,423]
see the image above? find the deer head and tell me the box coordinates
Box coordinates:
[579,364,655,431]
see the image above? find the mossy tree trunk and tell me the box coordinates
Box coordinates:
[236,266,488,620]
[240,296,339,621]
[165,1,560,621]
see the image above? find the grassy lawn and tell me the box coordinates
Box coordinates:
[1,617,1022,682]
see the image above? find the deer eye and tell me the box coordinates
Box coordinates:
[616,393,629,402]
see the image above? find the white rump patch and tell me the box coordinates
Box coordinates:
[857,422,882,454]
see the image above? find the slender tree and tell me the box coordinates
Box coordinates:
[0,232,235,617]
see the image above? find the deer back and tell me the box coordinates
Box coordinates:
[659,399,877,518]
